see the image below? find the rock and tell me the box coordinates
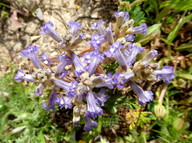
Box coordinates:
[13,43,22,52]
[25,21,39,35]
[31,35,41,43]
[0,45,11,76]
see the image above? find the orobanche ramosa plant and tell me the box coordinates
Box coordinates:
[14,11,174,131]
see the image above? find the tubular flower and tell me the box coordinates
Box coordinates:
[83,51,104,75]
[42,93,59,111]
[122,43,144,66]
[14,69,36,82]
[105,26,114,44]
[141,49,158,66]
[125,34,135,42]
[154,66,175,83]
[40,21,62,42]
[84,116,98,132]
[114,11,129,28]
[34,83,44,96]
[95,73,114,89]
[91,20,105,35]
[71,33,86,46]
[113,72,134,88]
[89,33,106,50]
[86,91,103,119]
[40,53,51,66]
[94,89,109,106]
[105,42,127,66]
[129,81,154,105]
[21,46,43,69]
[55,53,72,75]
[72,53,86,77]
[59,95,77,109]
[68,21,82,36]
[52,79,78,97]
[132,23,148,35]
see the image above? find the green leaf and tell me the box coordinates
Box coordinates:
[189,66,192,74]
[134,11,145,24]
[0,2,10,8]
[146,23,161,37]
[1,10,9,19]
[167,13,192,44]
[169,0,192,11]
[156,6,171,21]
[135,23,161,44]
[174,42,192,52]
[101,117,120,128]
[38,131,46,143]
[176,71,192,80]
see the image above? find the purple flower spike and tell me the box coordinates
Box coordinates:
[68,21,82,36]
[89,33,106,50]
[14,70,35,82]
[132,23,148,35]
[84,51,104,75]
[154,66,175,83]
[129,81,153,105]
[42,93,59,111]
[40,21,62,42]
[84,116,98,132]
[86,91,103,119]
[91,20,105,35]
[122,44,144,66]
[114,11,129,28]
[105,26,114,44]
[34,83,44,96]
[21,46,43,69]
[141,50,158,66]
[125,34,135,42]
[72,53,85,77]
[40,53,51,66]
[104,42,127,66]
[55,53,72,75]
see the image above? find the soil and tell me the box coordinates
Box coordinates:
[0,0,118,76]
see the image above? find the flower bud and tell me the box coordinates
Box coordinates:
[110,107,117,114]
[173,118,185,131]
[154,103,166,118]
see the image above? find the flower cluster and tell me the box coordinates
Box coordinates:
[14,11,174,131]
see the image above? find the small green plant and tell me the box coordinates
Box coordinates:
[0,72,65,142]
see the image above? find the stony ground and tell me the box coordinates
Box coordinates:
[0,0,118,76]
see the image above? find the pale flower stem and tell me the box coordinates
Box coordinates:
[158,83,169,104]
